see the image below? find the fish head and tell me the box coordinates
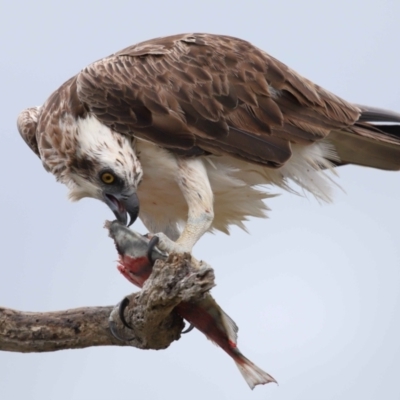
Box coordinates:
[105,220,166,287]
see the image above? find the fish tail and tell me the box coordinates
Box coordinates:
[234,353,277,389]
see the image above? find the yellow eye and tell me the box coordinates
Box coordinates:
[101,172,115,184]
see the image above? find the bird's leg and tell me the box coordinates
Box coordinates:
[154,158,214,254]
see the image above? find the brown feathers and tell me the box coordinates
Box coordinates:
[75,34,366,167]
[18,33,400,173]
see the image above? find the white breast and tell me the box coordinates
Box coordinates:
[136,139,337,238]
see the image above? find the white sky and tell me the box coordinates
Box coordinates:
[1,1,400,399]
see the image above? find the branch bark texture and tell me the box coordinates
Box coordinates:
[0,254,215,353]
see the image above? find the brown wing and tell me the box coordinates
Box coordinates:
[76,33,366,168]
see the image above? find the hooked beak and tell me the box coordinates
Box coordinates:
[103,191,139,226]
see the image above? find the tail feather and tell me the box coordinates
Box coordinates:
[373,124,400,139]
[235,355,277,390]
[326,105,400,171]
[356,104,400,125]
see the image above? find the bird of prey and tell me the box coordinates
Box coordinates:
[17,33,400,254]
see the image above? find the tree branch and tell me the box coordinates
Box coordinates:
[0,254,215,353]
[0,305,121,352]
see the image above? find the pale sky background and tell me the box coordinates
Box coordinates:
[1,1,400,399]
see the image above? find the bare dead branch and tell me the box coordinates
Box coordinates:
[0,254,215,353]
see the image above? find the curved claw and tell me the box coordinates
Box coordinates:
[147,235,160,265]
[109,297,136,341]
[109,320,136,342]
[181,323,195,334]
[119,297,133,329]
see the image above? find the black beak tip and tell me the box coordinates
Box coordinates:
[114,210,128,226]
[125,194,140,227]
[104,191,139,228]
[127,216,134,227]
[113,208,138,227]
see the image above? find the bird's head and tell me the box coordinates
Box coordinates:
[65,116,143,226]
[17,89,143,225]
[18,105,143,226]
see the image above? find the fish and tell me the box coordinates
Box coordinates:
[107,220,276,389]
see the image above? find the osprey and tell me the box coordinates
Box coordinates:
[17,33,400,253]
